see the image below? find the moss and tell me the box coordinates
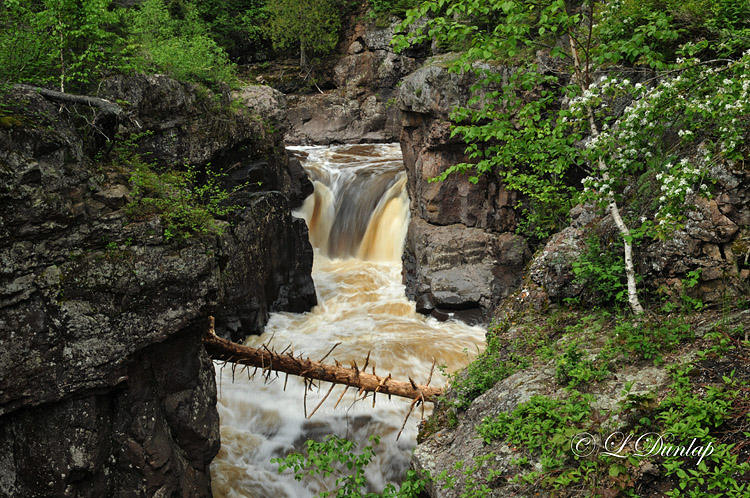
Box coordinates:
[0,115,23,128]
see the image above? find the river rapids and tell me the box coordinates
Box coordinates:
[211,144,486,498]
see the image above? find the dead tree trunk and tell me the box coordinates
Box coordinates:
[203,329,442,404]
[14,84,123,117]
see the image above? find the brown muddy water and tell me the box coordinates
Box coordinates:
[211,144,486,498]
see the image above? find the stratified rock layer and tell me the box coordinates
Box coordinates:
[397,56,530,323]
[0,78,315,497]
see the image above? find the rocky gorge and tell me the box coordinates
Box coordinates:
[2,10,750,498]
[278,17,750,497]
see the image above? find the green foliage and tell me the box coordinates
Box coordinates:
[368,0,420,17]
[611,317,693,364]
[571,236,629,307]
[0,0,128,90]
[476,391,594,485]
[657,366,750,497]
[266,0,341,68]
[0,0,236,89]
[514,196,573,245]
[595,0,750,66]
[463,329,749,496]
[395,0,750,314]
[393,0,586,208]
[194,0,270,62]
[448,454,507,498]
[126,162,239,241]
[116,133,243,242]
[661,269,706,312]
[128,0,236,86]
[272,435,429,498]
[555,342,610,387]
[445,328,529,410]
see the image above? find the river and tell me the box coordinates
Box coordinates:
[211,144,486,498]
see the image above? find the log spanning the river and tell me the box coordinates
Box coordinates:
[202,324,443,405]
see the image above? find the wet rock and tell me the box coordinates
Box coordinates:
[396,56,527,321]
[403,218,530,322]
[285,91,401,144]
[286,18,416,145]
[0,78,316,496]
[415,293,437,314]
[398,56,518,231]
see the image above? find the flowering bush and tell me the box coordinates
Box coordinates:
[394,0,750,311]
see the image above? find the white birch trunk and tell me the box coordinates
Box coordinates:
[568,35,644,314]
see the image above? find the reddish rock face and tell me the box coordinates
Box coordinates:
[397,57,529,323]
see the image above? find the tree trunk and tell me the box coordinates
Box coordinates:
[567,34,644,314]
[300,43,307,71]
[14,84,123,117]
[203,329,442,403]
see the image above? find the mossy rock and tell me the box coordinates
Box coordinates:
[0,115,23,128]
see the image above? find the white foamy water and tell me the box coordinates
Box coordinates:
[211,144,486,498]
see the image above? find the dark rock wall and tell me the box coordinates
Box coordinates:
[0,78,316,497]
[397,56,531,324]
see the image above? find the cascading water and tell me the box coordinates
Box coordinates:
[211,144,486,498]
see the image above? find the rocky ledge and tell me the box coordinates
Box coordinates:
[0,77,315,497]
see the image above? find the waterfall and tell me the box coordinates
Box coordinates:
[211,144,485,498]
[296,144,410,262]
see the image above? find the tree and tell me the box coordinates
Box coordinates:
[394,0,750,313]
[0,0,124,90]
[128,0,236,86]
[266,0,341,70]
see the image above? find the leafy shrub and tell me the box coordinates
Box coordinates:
[571,236,629,307]
[446,328,529,410]
[657,367,750,497]
[555,342,610,387]
[272,435,428,497]
[126,161,241,241]
[612,317,693,364]
[477,392,594,483]
[128,0,236,87]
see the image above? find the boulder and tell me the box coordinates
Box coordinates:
[403,218,530,322]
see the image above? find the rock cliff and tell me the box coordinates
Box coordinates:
[397,55,531,324]
[0,77,315,497]
[285,18,418,145]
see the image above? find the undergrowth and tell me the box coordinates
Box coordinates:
[112,132,246,242]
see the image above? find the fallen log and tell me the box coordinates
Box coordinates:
[203,326,443,404]
[14,84,123,117]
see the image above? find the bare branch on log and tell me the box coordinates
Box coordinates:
[203,328,443,404]
[308,383,337,419]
